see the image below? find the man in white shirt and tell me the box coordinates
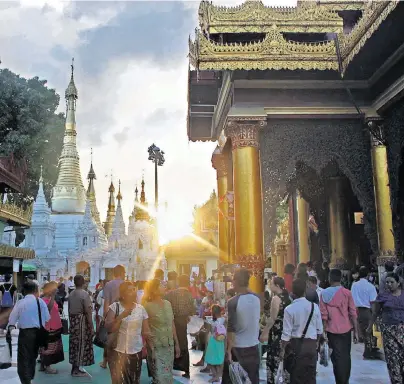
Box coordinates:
[66,276,75,294]
[7,281,50,384]
[351,266,378,359]
[280,278,323,384]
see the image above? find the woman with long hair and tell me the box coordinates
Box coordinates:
[143,278,181,384]
[39,281,64,374]
[105,282,150,384]
[68,274,95,377]
[368,273,404,384]
[260,277,291,384]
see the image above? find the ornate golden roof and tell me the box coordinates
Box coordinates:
[190,1,398,73]
[0,244,35,260]
[339,0,400,73]
[189,25,338,71]
[199,0,344,34]
[0,202,32,227]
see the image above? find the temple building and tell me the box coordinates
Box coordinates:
[0,156,35,286]
[187,0,404,291]
[7,62,165,286]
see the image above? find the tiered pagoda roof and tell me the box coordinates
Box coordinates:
[189,0,399,74]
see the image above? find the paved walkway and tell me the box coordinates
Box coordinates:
[0,315,390,383]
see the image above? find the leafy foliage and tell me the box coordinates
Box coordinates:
[0,68,65,205]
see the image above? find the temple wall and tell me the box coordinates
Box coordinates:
[260,118,377,259]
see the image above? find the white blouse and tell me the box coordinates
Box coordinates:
[109,302,148,354]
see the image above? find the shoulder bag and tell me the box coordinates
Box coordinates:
[284,302,315,374]
[93,302,120,349]
[36,298,49,349]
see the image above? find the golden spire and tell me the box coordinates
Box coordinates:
[103,177,116,238]
[135,175,149,221]
[117,179,122,202]
[140,175,146,204]
[135,184,139,202]
[86,149,102,228]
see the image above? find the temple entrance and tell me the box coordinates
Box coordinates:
[287,161,371,271]
[76,261,90,281]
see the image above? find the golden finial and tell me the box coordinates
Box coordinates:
[117,179,122,201]
[71,57,74,77]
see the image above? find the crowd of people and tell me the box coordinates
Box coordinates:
[1,260,404,384]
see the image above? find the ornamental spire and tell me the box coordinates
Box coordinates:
[110,179,126,242]
[135,175,150,221]
[103,179,116,238]
[117,179,122,201]
[140,175,146,204]
[86,150,102,228]
[51,59,85,213]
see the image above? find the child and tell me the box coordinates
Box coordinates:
[204,304,226,383]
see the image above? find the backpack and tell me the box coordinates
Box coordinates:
[1,286,13,308]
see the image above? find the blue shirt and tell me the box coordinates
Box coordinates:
[8,294,50,329]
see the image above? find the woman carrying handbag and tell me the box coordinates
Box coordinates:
[105,282,151,384]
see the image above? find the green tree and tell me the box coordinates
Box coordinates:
[0,68,65,205]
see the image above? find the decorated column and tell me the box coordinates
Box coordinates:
[327,177,349,269]
[367,119,396,265]
[226,117,266,293]
[212,148,229,264]
[296,191,310,264]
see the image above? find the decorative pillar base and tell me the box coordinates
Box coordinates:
[238,254,265,293]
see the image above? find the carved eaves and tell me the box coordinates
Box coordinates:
[191,0,398,73]
[199,0,344,34]
[189,25,338,71]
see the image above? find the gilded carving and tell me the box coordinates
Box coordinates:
[189,25,338,72]
[198,0,344,34]
[237,253,265,279]
[340,1,399,73]
[0,202,32,226]
[190,1,396,73]
[225,118,267,150]
[211,152,228,178]
[367,119,386,147]
[0,244,35,260]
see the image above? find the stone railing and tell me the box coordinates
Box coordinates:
[0,202,32,227]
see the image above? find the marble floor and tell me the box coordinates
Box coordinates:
[0,333,390,384]
[0,315,390,384]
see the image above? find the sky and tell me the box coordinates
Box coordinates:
[0,0,297,242]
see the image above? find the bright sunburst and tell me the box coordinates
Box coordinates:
[156,203,193,245]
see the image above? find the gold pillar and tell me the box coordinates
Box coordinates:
[327,176,349,269]
[276,245,286,277]
[212,149,229,264]
[271,253,278,274]
[226,151,236,263]
[296,191,310,264]
[226,118,266,293]
[368,121,395,261]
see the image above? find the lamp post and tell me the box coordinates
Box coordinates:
[148,144,165,211]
